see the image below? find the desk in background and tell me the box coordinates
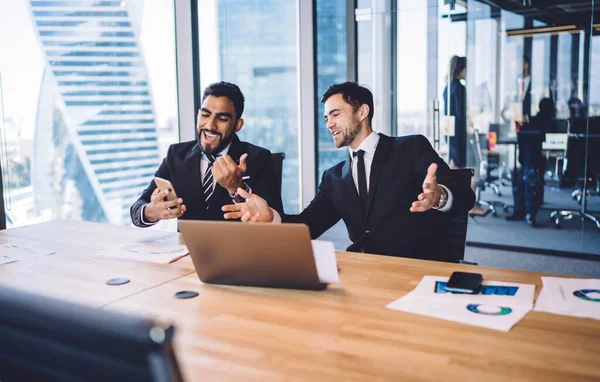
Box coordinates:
[1,220,599,381]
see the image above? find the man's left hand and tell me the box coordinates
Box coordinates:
[213,153,248,194]
[410,163,441,212]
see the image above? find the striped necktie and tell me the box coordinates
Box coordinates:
[202,153,217,208]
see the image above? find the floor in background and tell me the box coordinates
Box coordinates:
[464,246,600,278]
[320,196,600,278]
[469,184,600,256]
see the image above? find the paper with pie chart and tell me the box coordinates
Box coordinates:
[94,242,189,264]
[386,276,535,332]
[534,277,600,320]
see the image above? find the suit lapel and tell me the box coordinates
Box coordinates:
[183,142,206,210]
[365,134,392,216]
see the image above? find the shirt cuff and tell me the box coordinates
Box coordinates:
[438,184,453,212]
[231,182,252,204]
[140,204,159,226]
[270,208,282,224]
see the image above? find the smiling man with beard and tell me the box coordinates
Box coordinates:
[222,82,475,262]
[130,81,283,227]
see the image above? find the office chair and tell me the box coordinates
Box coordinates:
[571,120,599,203]
[0,286,184,382]
[271,152,285,197]
[550,117,600,231]
[470,130,505,216]
[436,168,474,263]
[487,123,511,190]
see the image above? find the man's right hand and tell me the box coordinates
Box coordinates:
[143,188,186,222]
[222,188,273,223]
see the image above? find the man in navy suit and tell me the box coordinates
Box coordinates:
[222,82,475,262]
[130,81,282,227]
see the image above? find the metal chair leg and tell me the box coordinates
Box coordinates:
[550,209,600,232]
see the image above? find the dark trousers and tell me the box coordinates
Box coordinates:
[512,164,543,217]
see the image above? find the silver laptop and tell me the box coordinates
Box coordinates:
[178,220,326,290]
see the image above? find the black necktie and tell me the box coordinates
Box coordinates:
[353,150,368,209]
[202,153,217,208]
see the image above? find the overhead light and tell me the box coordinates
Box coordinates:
[507,24,580,37]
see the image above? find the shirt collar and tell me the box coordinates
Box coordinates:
[202,141,232,161]
[349,131,380,158]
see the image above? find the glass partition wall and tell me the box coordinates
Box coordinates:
[348,0,599,258]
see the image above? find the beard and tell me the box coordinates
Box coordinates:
[335,120,361,148]
[198,129,235,155]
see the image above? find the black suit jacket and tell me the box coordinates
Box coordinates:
[130,134,283,227]
[283,134,475,262]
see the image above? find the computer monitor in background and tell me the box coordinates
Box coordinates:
[543,133,568,151]
[0,286,183,382]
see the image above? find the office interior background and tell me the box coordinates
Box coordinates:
[0,0,599,277]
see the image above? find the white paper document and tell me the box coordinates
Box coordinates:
[534,277,600,320]
[94,242,189,264]
[311,240,340,284]
[0,243,55,265]
[386,276,536,332]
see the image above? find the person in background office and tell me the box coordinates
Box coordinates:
[506,98,554,226]
[442,56,487,216]
[222,82,475,262]
[518,55,532,131]
[130,81,283,227]
[443,56,468,169]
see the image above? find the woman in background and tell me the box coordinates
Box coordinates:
[443,56,486,215]
[443,56,467,168]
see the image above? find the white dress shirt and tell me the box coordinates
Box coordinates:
[141,142,232,225]
[272,131,454,223]
[349,131,380,193]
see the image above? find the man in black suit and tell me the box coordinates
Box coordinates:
[222,82,475,262]
[130,81,282,227]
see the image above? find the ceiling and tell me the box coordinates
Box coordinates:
[476,0,599,28]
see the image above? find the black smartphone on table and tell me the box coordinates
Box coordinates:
[445,271,483,294]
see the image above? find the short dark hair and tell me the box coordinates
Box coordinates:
[202,81,245,120]
[320,82,374,126]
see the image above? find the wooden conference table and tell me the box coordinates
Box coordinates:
[0,220,599,381]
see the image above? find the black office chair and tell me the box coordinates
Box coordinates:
[271,152,285,197]
[568,118,600,205]
[550,118,600,231]
[436,168,474,263]
[0,286,183,382]
[487,123,511,189]
[470,130,505,216]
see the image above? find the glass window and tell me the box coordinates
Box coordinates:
[395,0,429,137]
[316,0,348,179]
[0,0,179,229]
[197,0,300,213]
[315,0,350,249]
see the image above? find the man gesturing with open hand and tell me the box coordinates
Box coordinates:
[224,82,473,263]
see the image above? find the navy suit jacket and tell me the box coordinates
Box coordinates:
[130,134,283,227]
[283,134,475,262]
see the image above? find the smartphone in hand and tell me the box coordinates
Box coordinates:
[445,271,483,294]
[154,177,180,213]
